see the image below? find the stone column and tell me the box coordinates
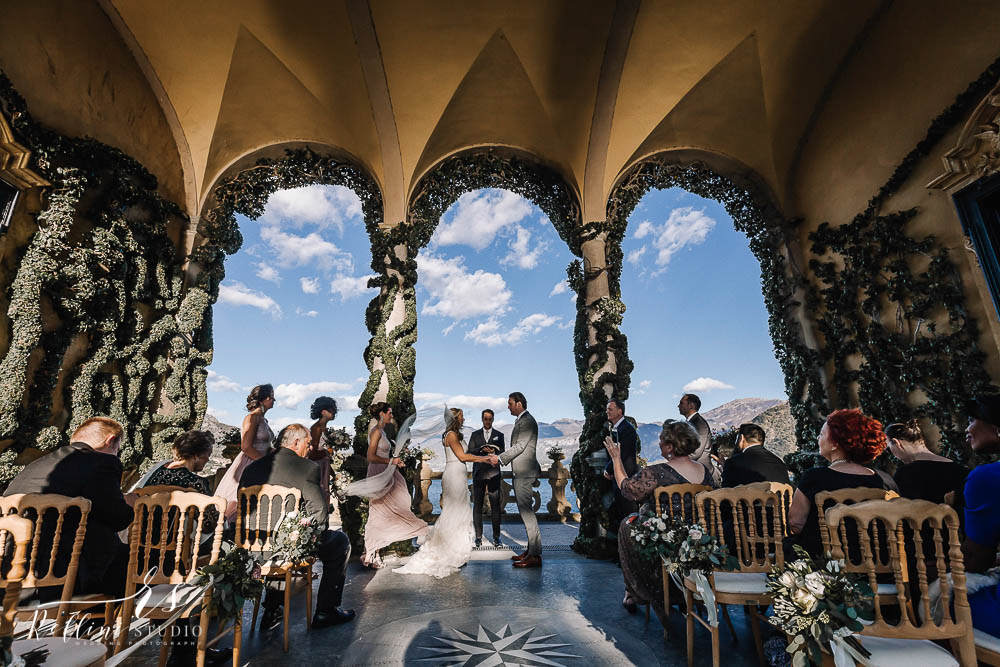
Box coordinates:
[570,225,632,559]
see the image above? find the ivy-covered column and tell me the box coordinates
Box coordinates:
[570,222,633,559]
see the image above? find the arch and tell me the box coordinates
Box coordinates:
[605,148,829,463]
[407,146,583,255]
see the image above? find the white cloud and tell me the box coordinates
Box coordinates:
[274,381,356,410]
[465,312,563,346]
[295,307,318,318]
[255,263,280,283]
[260,226,353,273]
[330,274,376,301]
[682,377,734,392]
[217,281,282,318]
[442,322,457,336]
[206,406,232,422]
[417,252,511,320]
[433,189,533,250]
[502,226,548,270]
[300,277,320,294]
[633,220,656,239]
[206,370,244,393]
[636,379,652,395]
[549,280,569,297]
[259,184,362,234]
[626,246,647,266]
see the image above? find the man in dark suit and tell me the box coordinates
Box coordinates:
[239,424,354,629]
[679,393,714,477]
[4,416,135,598]
[721,423,790,487]
[468,408,505,548]
[603,399,640,530]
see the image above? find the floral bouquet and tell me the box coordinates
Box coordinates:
[329,450,353,502]
[269,510,323,564]
[196,546,263,623]
[659,521,738,578]
[322,426,353,451]
[546,445,565,461]
[627,510,681,565]
[397,442,426,470]
[766,545,874,666]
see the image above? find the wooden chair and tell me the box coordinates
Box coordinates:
[236,484,314,653]
[816,487,900,554]
[741,482,793,533]
[652,483,710,624]
[113,490,235,667]
[825,499,976,666]
[133,485,188,497]
[685,486,787,667]
[975,631,1000,666]
[0,513,107,666]
[0,494,98,637]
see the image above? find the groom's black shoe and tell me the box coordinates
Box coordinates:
[474,538,482,548]
[312,608,356,628]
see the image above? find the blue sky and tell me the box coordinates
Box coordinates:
[206,185,786,433]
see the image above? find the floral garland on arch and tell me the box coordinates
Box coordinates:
[767,546,874,667]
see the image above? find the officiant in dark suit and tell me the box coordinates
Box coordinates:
[469,409,505,547]
[602,399,639,530]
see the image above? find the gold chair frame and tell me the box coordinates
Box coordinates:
[236,484,314,653]
[652,483,710,627]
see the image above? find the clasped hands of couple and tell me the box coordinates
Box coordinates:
[386,452,500,467]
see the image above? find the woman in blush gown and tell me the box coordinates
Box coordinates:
[361,402,430,568]
[215,384,275,521]
[393,408,499,578]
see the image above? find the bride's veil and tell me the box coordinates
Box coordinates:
[344,404,452,500]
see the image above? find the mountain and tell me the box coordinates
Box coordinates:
[751,401,797,458]
[701,398,784,431]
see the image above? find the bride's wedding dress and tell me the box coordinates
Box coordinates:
[393,436,475,578]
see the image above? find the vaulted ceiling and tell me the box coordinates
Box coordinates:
[4,0,998,224]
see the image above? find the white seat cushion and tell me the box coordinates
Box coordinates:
[142,583,204,609]
[857,635,958,667]
[875,583,902,596]
[711,572,768,595]
[13,638,106,667]
[975,629,1000,653]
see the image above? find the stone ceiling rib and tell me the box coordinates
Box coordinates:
[582,0,639,222]
[98,0,198,218]
[347,0,403,225]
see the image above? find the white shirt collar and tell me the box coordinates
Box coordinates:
[613,416,625,430]
[483,427,492,439]
[687,412,700,422]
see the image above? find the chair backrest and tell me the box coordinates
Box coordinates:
[825,498,974,656]
[236,485,302,554]
[0,515,36,638]
[125,491,225,589]
[0,493,91,592]
[653,484,711,524]
[740,482,794,534]
[697,486,786,572]
[816,487,899,556]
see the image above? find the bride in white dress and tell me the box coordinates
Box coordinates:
[393,408,498,578]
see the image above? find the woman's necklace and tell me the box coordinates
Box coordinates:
[828,458,851,469]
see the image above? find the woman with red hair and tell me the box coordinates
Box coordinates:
[787,409,898,557]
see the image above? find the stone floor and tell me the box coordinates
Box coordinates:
[116,521,770,666]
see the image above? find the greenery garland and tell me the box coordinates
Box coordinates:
[0,71,189,483]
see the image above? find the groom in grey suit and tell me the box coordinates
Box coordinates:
[499,391,542,568]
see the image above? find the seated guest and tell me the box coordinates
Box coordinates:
[238,424,354,629]
[4,417,135,598]
[960,394,1000,637]
[886,419,967,505]
[143,430,215,494]
[721,423,790,487]
[787,409,897,558]
[605,419,715,616]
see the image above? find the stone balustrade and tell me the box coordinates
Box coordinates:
[412,457,580,522]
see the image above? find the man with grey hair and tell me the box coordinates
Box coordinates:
[239,423,354,629]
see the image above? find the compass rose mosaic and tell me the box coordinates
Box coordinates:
[416,623,580,666]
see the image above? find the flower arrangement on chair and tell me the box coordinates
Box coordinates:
[766,545,875,667]
[196,546,264,623]
[269,511,323,565]
[628,511,737,576]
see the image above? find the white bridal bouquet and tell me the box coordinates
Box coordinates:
[766,545,874,667]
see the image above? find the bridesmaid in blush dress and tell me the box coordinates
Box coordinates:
[215,383,276,521]
[361,402,429,568]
